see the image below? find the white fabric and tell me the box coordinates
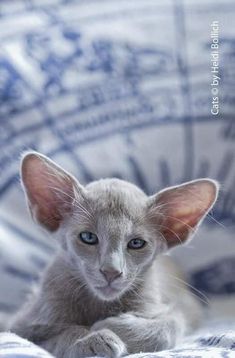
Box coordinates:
[1,320,235,357]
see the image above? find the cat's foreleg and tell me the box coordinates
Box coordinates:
[91,311,187,354]
[12,322,126,358]
[10,297,126,358]
[40,327,126,358]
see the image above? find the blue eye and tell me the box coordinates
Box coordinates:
[79,232,98,245]
[127,238,146,250]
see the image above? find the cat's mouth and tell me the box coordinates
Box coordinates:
[95,284,121,299]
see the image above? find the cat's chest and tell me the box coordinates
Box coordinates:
[68,290,137,326]
[70,295,131,326]
[53,271,140,325]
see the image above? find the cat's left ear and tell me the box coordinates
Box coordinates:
[147,179,219,248]
[21,152,85,232]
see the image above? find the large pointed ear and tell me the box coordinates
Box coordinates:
[147,179,219,248]
[21,152,84,232]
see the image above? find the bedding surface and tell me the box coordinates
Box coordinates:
[1,320,235,357]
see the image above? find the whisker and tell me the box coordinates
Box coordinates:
[165,273,210,306]
[156,224,183,245]
[148,191,226,232]
[46,185,95,223]
[158,213,196,233]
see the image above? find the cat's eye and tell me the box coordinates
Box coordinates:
[79,232,98,245]
[127,238,146,250]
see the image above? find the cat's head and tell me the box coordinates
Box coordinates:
[21,152,219,301]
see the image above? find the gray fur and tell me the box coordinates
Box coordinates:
[10,152,219,357]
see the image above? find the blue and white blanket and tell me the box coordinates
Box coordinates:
[0,0,235,357]
[1,321,235,358]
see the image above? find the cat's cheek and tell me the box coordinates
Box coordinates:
[126,245,156,269]
[69,235,95,257]
[64,236,98,279]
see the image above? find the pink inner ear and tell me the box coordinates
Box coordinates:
[28,193,63,232]
[22,153,76,231]
[154,180,218,247]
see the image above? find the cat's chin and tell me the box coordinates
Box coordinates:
[94,285,123,301]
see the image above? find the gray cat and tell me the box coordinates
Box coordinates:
[10,152,219,358]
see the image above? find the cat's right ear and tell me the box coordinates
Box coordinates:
[21,152,85,232]
[147,179,219,248]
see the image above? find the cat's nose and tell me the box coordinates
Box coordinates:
[100,268,123,284]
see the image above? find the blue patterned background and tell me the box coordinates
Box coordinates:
[0,0,235,319]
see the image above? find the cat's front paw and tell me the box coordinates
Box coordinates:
[74,328,127,358]
[91,314,179,353]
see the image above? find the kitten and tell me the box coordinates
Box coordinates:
[10,152,219,357]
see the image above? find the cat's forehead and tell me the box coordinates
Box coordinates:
[85,178,147,218]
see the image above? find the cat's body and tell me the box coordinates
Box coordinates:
[11,253,202,356]
[10,153,218,357]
